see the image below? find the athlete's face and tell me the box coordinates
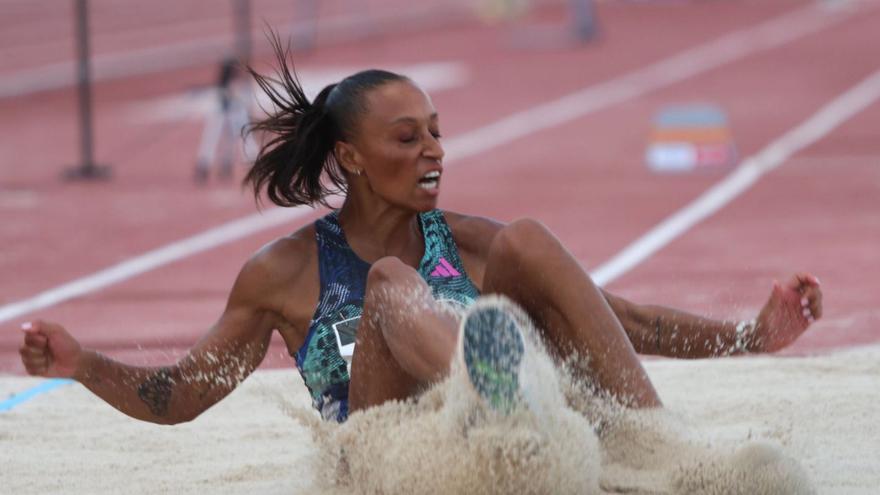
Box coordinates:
[338,80,444,212]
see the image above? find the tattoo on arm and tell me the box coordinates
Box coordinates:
[137,367,177,417]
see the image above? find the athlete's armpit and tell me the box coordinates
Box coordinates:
[137,367,179,417]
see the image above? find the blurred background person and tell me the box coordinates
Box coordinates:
[194,57,257,183]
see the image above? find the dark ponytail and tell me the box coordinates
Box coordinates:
[244,32,409,208]
[244,35,344,207]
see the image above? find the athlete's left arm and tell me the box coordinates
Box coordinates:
[602,273,823,358]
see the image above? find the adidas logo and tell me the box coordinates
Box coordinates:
[430,257,460,278]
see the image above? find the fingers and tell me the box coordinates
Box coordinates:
[19,320,52,376]
[20,349,50,376]
[783,273,823,322]
[785,273,818,292]
[798,296,815,324]
[789,278,822,324]
[19,351,50,375]
[786,273,819,292]
[23,329,48,348]
[802,284,823,321]
[21,320,50,347]
[24,319,67,338]
[797,274,822,323]
[798,273,821,287]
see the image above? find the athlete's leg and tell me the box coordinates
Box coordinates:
[482,219,661,408]
[348,257,460,412]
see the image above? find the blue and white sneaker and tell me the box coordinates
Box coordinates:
[458,297,526,415]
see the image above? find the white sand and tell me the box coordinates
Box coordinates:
[1,344,878,494]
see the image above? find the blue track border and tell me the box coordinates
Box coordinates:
[0,379,72,412]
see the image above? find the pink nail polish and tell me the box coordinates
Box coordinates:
[20,322,32,331]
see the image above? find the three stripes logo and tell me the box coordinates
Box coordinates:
[430,257,460,278]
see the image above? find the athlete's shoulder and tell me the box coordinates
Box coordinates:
[256,222,316,261]
[442,211,505,236]
[239,223,318,291]
[441,211,505,253]
[227,223,320,333]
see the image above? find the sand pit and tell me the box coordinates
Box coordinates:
[1,343,878,494]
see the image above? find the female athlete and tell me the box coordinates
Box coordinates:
[19,41,823,425]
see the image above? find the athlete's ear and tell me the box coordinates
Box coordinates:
[334,141,361,174]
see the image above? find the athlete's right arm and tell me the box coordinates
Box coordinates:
[18,249,291,425]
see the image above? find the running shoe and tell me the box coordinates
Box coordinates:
[459,298,526,414]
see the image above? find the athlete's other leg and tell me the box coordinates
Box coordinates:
[348,220,662,413]
[482,219,661,408]
[348,257,459,412]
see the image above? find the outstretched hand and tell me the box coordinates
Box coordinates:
[19,320,83,379]
[750,273,823,353]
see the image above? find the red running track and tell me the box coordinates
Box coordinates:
[1,0,878,373]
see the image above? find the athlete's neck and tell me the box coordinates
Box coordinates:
[337,198,425,267]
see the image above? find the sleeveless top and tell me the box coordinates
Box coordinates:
[295,209,481,422]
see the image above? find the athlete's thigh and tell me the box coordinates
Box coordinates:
[347,258,427,412]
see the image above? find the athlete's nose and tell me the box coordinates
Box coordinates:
[424,134,445,162]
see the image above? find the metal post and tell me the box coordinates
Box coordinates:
[570,0,598,42]
[65,0,109,180]
[233,0,252,64]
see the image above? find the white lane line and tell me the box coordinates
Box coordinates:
[0,4,461,99]
[0,2,859,324]
[446,2,858,158]
[0,208,311,323]
[590,67,880,287]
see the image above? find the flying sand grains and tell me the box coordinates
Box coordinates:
[281,296,815,495]
[306,302,602,495]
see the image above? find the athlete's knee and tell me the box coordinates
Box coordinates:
[489,218,561,266]
[364,257,430,308]
[366,257,410,287]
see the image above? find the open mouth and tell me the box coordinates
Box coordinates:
[419,170,441,190]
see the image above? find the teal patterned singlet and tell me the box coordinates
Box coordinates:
[295,209,480,422]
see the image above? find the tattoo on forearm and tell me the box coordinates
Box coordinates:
[137,367,176,417]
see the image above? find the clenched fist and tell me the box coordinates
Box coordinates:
[19,320,83,379]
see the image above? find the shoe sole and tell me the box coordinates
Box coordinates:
[458,297,526,414]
